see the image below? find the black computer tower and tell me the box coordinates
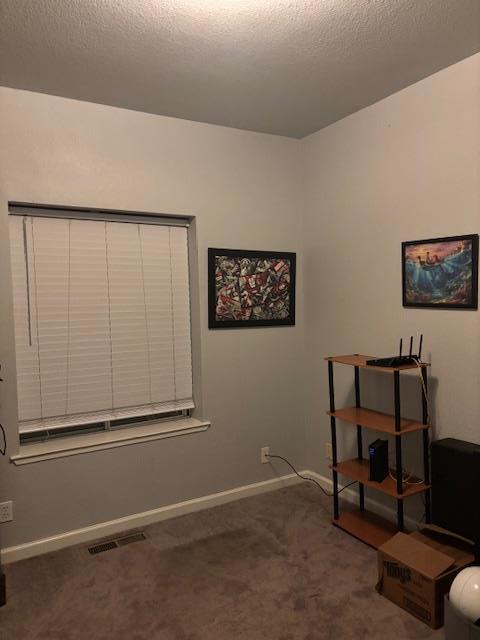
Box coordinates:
[431,438,480,547]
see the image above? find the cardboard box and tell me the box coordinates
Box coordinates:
[377,525,474,629]
[445,595,480,639]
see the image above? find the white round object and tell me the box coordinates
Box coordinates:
[450,567,480,624]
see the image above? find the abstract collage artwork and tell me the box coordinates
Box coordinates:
[208,248,296,328]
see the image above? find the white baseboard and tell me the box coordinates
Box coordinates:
[1,471,305,564]
[1,470,416,564]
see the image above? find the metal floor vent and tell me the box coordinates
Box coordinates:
[88,532,146,555]
[88,541,117,555]
[116,532,146,547]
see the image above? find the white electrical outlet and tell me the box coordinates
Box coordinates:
[0,501,13,524]
[325,442,333,461]
[261,446,270,464]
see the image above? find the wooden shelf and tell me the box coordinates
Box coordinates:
[326,350,432,545]
[327,406,428,435]
[325,354,430,372]
[331,458,430,499]
[333,506,398,549]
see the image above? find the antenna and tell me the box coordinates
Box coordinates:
[399,338,403,357]
[418,334,423,360]
[408,336,413,357]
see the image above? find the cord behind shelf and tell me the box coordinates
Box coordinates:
[0,365,5,456]
[266,454,357,497]
[412,356,431,424]
[393,356,430,486]
[0,423,5,456]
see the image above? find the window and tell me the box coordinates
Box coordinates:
[9,206,194,444]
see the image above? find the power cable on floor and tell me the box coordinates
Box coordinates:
[266,453,357,497]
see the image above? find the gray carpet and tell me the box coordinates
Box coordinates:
[2,483,443,640]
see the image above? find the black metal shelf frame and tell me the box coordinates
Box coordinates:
[327,360,431,532]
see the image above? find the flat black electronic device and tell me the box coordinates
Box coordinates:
[367,335,423,368]
[367,356,418,367]
[368,438,389,482]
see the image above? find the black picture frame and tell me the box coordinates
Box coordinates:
[208,248,296,328]
[402,234,479,309]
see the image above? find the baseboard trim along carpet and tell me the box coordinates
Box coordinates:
[1,470,416,564]
[1,472,304,564]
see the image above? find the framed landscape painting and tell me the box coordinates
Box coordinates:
[402,234,478,309]
[208,248,296,328]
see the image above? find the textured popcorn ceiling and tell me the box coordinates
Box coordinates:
[1,0,479,138]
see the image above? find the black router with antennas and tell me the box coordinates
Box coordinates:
[366,334,423,368]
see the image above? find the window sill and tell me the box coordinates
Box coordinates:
[10,417,211,465]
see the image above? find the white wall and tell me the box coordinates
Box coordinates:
[303,52,480,514]
[1,51,479,550]
[0,88,305,547]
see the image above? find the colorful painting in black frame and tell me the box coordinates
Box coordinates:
[402,234,478,309]
[208,248,296,328]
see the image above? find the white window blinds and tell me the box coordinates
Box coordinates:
[9,214,193,435]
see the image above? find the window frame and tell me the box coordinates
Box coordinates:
[7,203,208,463]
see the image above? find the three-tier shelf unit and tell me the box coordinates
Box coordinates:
[325,354,431,549]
